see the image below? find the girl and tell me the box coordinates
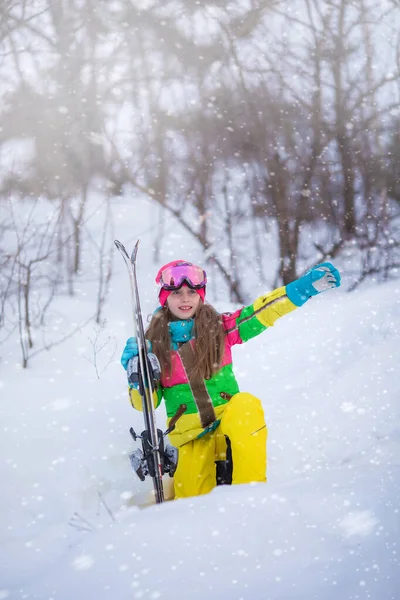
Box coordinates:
[121,259,341,499]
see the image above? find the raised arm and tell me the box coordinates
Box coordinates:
[223,262,341,345]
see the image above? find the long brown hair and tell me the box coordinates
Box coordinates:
[146,303,226,380]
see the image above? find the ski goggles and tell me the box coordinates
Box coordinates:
[159,264,207,290]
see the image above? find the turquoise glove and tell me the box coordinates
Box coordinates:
[121,337,152,370]
[286,262,341,307]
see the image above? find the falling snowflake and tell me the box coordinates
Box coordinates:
[71,554,95,570]
[339,511,379,538]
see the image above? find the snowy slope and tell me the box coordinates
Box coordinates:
[1,198,399,600]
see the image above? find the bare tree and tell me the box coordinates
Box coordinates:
[84,319,117,379]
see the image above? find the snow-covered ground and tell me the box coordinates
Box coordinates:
[1,197,399,600]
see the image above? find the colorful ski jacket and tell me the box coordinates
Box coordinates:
[129,285,298,447]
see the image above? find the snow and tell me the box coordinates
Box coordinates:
[1,198,400,600]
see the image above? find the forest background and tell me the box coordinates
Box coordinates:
[0,0,399,366]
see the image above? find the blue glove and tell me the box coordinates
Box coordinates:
[286,262,341,307]
[121,337,152,370]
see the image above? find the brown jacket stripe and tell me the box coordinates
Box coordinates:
[178,341,216,428]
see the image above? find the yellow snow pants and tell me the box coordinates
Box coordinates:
[173,392,267,499]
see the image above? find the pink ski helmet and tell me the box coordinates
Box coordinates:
[155,260,207,307]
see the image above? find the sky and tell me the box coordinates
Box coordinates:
[1,194,399,599]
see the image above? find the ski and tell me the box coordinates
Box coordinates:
[115,239,164,502]
[115,239,186,504]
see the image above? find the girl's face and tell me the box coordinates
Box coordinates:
[166,285,201,319]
